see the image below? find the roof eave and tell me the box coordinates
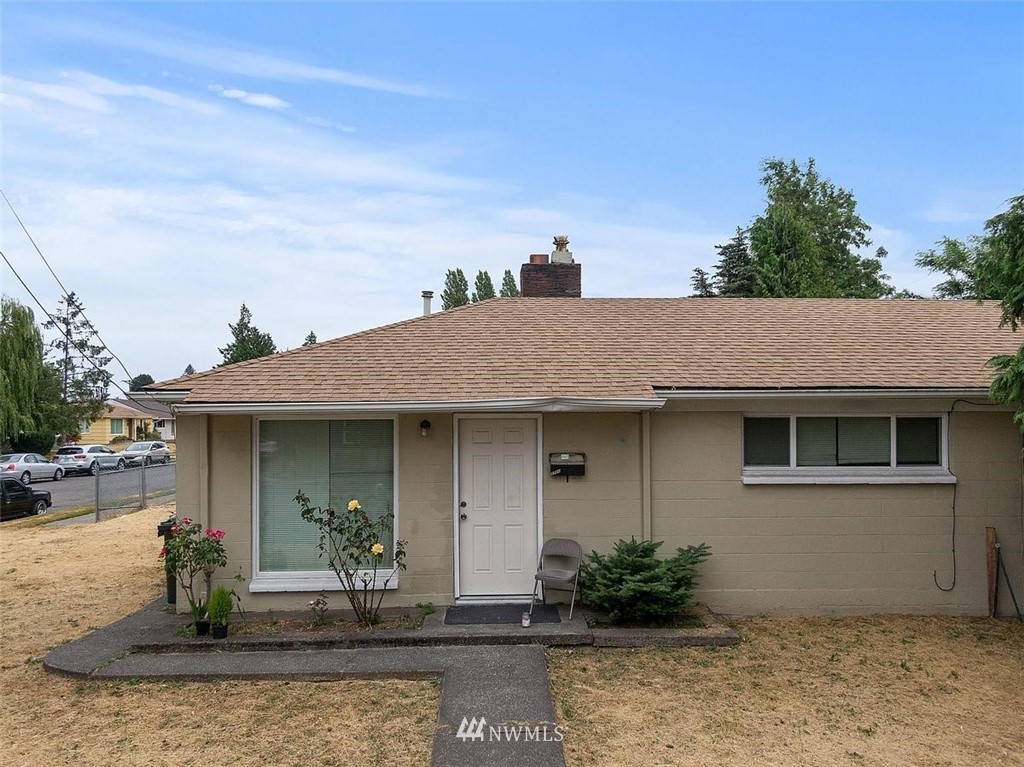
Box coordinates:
[657,387,993,400]
[171,396,667,415]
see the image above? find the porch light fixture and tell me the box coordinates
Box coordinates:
[419,419,431,438]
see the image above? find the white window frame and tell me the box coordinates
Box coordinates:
[742,413,955,485]
[109,418,124,436]
[249,415,400,593]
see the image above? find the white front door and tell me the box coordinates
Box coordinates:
[458,417,539,597]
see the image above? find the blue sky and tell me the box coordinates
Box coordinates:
[1,2,1022,383]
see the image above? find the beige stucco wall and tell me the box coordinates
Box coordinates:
[650,406,1024,616]
[175,413,455,612]
[175,404,1023,616]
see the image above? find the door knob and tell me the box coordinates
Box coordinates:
[460,512,468,520]
[460,501,467,508]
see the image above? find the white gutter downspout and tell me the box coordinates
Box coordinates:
[199,414,210,533]
[641,410,652,540]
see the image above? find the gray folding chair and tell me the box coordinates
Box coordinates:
[530,538,583,620]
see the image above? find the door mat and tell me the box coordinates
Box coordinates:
[444,604,561,625]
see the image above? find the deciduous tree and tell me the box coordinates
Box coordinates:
[499,270,520,297]
[471,270,496,302]
[0,297,47,444]
[441,269,470,310]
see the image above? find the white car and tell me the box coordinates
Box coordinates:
[120,441,172,466]
[0,453,64,484]
[53,444,126,475]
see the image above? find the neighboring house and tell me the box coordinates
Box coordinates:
[147,246,1024,617]
[78,400,156,444]
[114,398,176,441]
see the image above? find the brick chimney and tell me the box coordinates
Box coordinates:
[520,235,581,297]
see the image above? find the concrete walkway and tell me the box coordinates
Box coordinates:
[43,601,736,766]
[45,601,565,767]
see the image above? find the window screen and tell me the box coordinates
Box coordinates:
[743,418,790,466]
[258,419,394,572]
[896,417,941,465]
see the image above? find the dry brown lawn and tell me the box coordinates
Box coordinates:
[0,505,439,767]
[550,615,1024,767]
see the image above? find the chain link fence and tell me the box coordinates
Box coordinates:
[95,462,176,521]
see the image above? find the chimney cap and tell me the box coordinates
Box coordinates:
[421,290,434,298]
[529,253,549,265]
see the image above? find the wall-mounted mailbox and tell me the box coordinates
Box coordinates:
[549,452,586,480]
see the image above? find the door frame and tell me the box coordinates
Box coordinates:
[452,413,544,601]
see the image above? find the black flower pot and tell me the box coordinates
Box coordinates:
[211,623,228,639]
[195,620,210,637]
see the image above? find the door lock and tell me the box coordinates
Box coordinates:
[460,512,468,520]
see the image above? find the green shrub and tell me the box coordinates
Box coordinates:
[10,432,56,455]
[580,538,711,625]
[207,586,233,626]
[110,435,132,445]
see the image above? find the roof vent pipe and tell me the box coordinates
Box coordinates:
[421,290,434,316]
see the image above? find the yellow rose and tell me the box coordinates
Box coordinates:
[371,543,385,556]
[347,499,361,511]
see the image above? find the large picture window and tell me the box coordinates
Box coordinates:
[742,414,951,483]
[257,419,395,575]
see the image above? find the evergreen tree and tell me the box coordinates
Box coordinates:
[441,269,470,310]
[43,292,112,439]
[303,331,318,346]
[183,364,196,376]
[128,373,154,391]
[690,268,714,297]
[750,206,828,297]
[0,297,48,443]
[499,269,520,297]
[218,303,277,366]
[712,228,755,297]
[471,270,496,302]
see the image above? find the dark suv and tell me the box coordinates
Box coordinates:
[1,477,52,521]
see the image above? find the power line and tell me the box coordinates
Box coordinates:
[0,188,139,387]
[0,247,139,403]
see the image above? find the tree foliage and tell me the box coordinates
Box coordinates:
[980,195,1024,436]
[128,373,154,391]
[43,292,112,439]
[499,269,520,297]
[183,364,196,376]
[302,331,318,346]
[915,237,1000,299]
[218,303,277,366]
[441,268,470,310]
[471,270,496,302]
[0,296,48,444]
[690,267,714,297]
[690,158,893,298]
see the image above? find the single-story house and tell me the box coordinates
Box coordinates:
[147,247,1024,617]
[78,400,156,444]
[114,397,176,442]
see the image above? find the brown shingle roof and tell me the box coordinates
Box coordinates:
[149,298,1021,404]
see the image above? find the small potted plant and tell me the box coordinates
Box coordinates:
[208,586,233,639]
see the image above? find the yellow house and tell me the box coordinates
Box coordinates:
[78,400,155,444]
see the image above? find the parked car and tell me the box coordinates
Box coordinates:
[0,453,64,484]
[120,441,172,466]
[53,444,126,476]
[0,476,52,520]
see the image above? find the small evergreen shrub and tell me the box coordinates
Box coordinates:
[10,432,56,455]
[580,538,711,625]
[207,586,233,626]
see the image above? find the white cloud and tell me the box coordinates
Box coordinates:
[208,83,290,110]
[46,15,441,98]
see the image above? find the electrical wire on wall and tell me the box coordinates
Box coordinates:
[932,399,1003,592]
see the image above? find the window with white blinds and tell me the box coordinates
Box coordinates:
[257,419,395,573]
